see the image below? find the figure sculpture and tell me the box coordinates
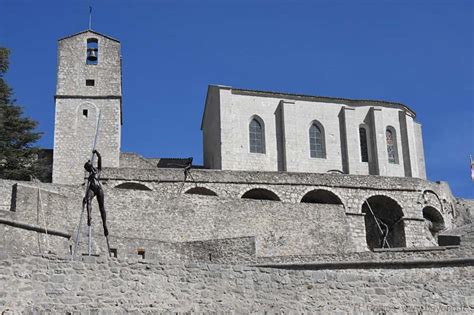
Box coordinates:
[83,149,110,254]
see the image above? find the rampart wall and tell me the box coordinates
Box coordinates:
[0,167,469,262]
[101,168,458,249]
[0,253,472,314]
[101,168,454,216]
[1,180,350,259]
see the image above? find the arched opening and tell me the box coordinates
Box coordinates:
[249,116,265,154]
[423,206,445,238]
[86,38,99,65]
[359,126,369,162]
[309,120,326,158]
[386,126,399,164]
[362,195,405,250]
[301,189,343,205]
[241,188,280,201]
[185,187,218,196]
[114,182,152,191]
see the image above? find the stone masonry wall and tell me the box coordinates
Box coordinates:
[1,180,350,259]
[0,253,472,313]
[0,169,467,260]
[101,167,458,247]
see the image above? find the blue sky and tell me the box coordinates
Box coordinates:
[1,0,473,198]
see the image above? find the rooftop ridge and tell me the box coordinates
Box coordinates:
[58,29,120,42]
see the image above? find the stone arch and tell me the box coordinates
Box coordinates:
[114,182,152,191]
[241,188,280,201]
[301,189,343,206]
[422,206,445,238]
[362,195,406,250]
[185,187,218,196]
[421,190,443,212]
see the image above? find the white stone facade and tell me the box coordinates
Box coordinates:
[202,85,426,178]
[52,30,122,184]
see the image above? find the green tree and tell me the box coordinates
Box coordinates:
[0,47,45,181]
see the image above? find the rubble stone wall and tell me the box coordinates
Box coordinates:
[0,254,472,314]
[0,181,350,258]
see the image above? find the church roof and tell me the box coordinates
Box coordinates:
[58,29,120,42]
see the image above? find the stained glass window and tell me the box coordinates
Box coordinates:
[249,118,265,153]
[386,128,397,164]
[359,127,369,162]
[309,123,325,158]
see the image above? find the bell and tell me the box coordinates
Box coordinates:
[87,48,97,62]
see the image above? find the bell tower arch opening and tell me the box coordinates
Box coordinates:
[86,38,98,65]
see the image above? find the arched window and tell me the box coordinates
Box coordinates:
[386,127,398,164]
[249,117,265,153]
[359,127,369,162]
[309,122,325,158]
[86,38,99,65]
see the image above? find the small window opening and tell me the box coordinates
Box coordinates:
[110,248,118,258]
[82,109,88,117]
[386,127,399,164]
[359,127,369,162]
[137,248,145,259]
[209,253,212,262]
[86,38,99,65]
[86,79,95,86]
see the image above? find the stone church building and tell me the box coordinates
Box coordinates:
[202,85,425,178]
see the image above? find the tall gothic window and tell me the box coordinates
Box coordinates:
[309,122,325,158]
[249,117,265,153]
[386,127,398,164]
[359,127,369,162]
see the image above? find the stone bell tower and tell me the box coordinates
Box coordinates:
[52,30,122,185]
